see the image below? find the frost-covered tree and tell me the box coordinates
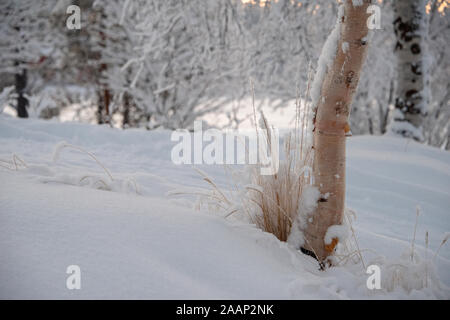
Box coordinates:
[0,0,72,118]
[50,0,109,123]
[423,0,450,149]
[241,0,338,102]
[88,0,343,129]
[350,0,395,136]
[91,0,245,129]
[0,0,68,118]
[1,0,447,148]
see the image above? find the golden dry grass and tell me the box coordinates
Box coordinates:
[248,127,313,241]
[245,75,314,241]
[191,78,316,243]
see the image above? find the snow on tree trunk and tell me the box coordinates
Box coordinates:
[302,0,371,264]
[390,0,430,141]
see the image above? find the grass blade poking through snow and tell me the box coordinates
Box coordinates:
[53,141,114,182]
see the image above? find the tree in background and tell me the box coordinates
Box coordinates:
[389,0,430,141]
[0,0,448,148]
[94,0,244,129]
[1,1,53,117]
[0,0,69,118]
[53,0,109,124]
[423,0,450,149]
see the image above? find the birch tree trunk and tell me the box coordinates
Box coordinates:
[302,0,371,264]
[390,0,429,141]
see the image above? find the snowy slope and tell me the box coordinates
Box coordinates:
[0,115,449,299]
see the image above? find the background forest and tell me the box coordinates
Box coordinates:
[0,0,448,148]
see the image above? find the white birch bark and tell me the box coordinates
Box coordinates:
[390,0,430,141]
[302,0,371,264]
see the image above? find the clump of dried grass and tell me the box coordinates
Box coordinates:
[185,79,315,243]
[248,123,314,241]
[231,77,315,242]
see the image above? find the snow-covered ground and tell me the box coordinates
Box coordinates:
[0,114,449,299]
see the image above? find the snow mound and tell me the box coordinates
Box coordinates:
[0,115,449,299]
